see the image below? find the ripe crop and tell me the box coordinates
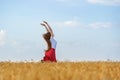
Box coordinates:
[0,62,120,80]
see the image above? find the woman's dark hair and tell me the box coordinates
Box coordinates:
[43,32,51,52]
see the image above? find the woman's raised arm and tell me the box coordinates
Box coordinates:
[43,21,54,37]
[41,22,49,32]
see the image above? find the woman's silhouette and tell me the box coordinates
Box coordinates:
[40,21,57,62]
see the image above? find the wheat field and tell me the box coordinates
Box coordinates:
[0,61,120,80]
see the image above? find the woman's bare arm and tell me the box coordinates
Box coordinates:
[41,23,49,32]
[43,21,54,37]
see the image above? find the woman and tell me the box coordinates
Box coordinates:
[41,21,57,62]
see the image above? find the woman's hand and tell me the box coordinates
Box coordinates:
[43,21,48,24]
[41,23,46,26]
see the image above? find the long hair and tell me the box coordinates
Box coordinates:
[43,32,51,52]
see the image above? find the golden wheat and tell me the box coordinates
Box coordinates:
[0,62,120,80]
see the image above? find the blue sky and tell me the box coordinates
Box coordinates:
[0,0,120,61]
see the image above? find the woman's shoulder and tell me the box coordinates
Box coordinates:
[50,37,56,41]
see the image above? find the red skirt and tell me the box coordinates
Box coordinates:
[42,48,57,62]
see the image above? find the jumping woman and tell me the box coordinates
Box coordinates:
[41,21,57,62]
